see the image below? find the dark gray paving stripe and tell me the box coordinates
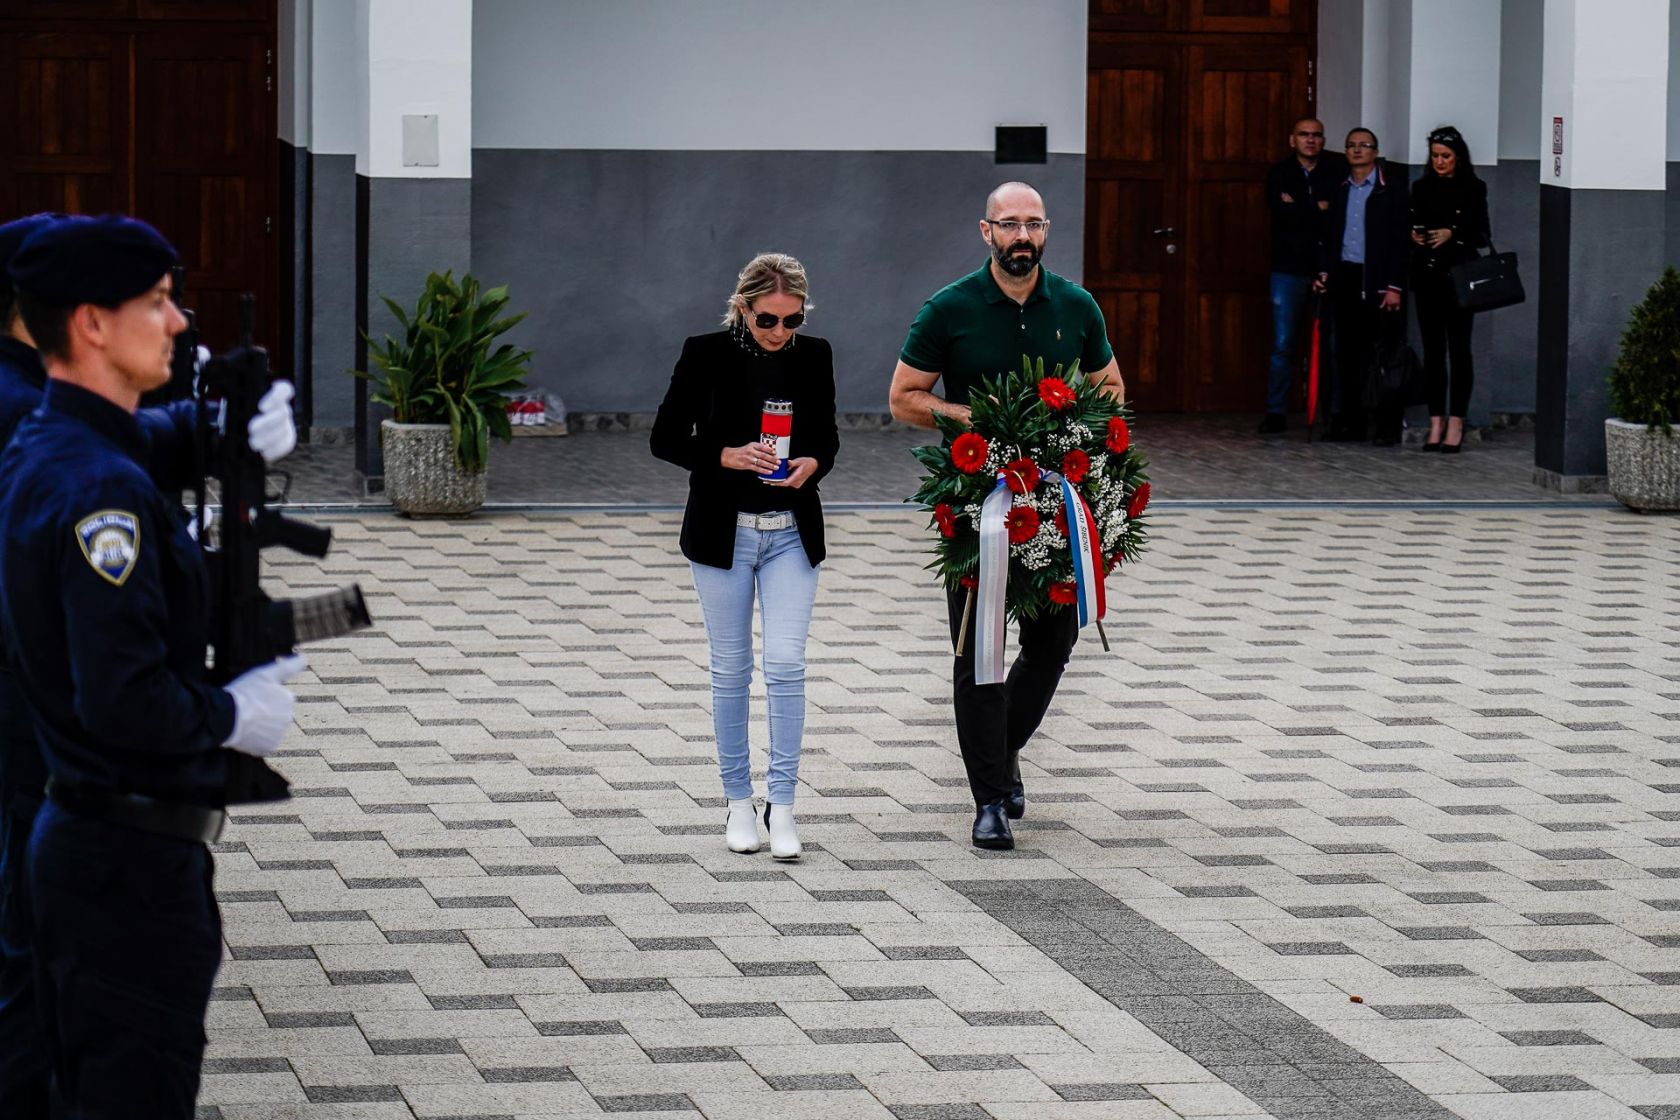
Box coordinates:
[949,877,1453,1120]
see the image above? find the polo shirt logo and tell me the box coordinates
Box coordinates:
[75,509,140,587]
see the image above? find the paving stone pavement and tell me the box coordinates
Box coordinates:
[202,504,1680,1120]
[284,415,1606,507]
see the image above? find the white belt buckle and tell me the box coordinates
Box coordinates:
[737,511,794,531]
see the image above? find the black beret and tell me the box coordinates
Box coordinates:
[0,213,65,296]
[7,214,178,308]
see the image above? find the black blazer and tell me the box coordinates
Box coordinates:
[1410,174,1490,273]
[1320,159,1411,297]
[1265,152,1348,276]
[650,330,839,569]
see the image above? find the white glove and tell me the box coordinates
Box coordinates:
[223,654,308,756]
[248,380,297,464]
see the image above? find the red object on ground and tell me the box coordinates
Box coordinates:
[1306,312,1322,435]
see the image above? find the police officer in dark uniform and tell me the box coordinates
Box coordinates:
[0,215,307,1117]
[0,211,62,1118]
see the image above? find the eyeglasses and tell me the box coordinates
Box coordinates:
[1345,141,1377,150]
[1294,130,1324,138]
[752,311,805,330]
[984,219,1050,235]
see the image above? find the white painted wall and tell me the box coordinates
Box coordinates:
[1670,0,1680,158]
[1358,0,1407,157]
[278,0,309,146]
[471,0,1087,152]
[1317,0,1364,139]
[1499,0,1543,160]
[356,0,472,177]
[1406,0,1501,166]
[1541,0,1668,189]
[311,0,359,155]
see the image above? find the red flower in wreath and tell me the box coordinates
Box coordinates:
[1037,377,1076,411]
[950,432,989,474]
[1126,481,1151,520]
[1002,457,1040,494]
[1048,581,1078,605]
[1107,550,1125,574]
[959,573,978,590]
[933,503,957,539]
[1004,506,1040,544]
[1061,448,1090,484]
[1106,416,1131,454]
[1053,506,1069,537]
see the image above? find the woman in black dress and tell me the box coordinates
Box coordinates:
[1410,125,1489,452]
[650,254,838,860]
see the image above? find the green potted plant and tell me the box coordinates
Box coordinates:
[1606,266,1680,512]
[357,271,532,516]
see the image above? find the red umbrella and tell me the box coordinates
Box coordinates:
[1305,300,1322,440]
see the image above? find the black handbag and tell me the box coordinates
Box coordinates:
[1450,240,1525,312]
[1363,333,1424,411]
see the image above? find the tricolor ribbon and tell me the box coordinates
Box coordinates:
[969,469,1109,686]
[1049,469,1107,630]
[973,475,1013,685]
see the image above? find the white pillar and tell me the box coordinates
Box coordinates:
[1534,0,1669,488]
[1344,0,1503,166]
[351,0,473,480]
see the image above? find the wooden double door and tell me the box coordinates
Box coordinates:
[0,0,276,353]
[1086,0,1314,413]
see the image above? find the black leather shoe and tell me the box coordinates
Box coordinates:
[1257,413,1286,435]
[972,799,1015,850]
[1006,754,1025,820]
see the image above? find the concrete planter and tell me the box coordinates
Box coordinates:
[1606,417,1680,512]
[381,420,488,517]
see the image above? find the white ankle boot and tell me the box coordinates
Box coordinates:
[766,803,801,861]
[726,798,761,853]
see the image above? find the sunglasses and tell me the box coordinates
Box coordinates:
[752,311,805,330]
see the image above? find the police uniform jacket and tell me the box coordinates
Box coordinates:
[0,337,45,449]
[0,380,235,806]
[650,329,839,570]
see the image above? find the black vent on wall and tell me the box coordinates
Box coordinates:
[995,125,1047,164]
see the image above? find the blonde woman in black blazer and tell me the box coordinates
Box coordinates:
[651,253,838,860]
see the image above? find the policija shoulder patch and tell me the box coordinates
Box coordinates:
[75,510,141,586]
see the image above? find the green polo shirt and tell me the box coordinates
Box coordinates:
[899,262,1115,407]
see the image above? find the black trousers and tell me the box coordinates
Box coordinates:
[946,586,1078,804]
[0,792,47,1119]
[0,666,49,1118]
[1329,261,1403,438]
[1414,267,1475,417]
[29,801,222,1119]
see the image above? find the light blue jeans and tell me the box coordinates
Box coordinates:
[689,525,819,805]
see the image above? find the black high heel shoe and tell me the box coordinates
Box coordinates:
[1421,438,1443,452]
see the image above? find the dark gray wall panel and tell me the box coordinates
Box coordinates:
[354,176,473,477]
[280,140,308,416]
[310,154,358,432]
[1537,185,1666,480]
[1669,162,1680,268]
[1483,160,1540,418]
[471,149,1085,415]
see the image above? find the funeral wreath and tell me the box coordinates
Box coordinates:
[910,357,1151,653]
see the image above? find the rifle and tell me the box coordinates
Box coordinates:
[195,294,373,803]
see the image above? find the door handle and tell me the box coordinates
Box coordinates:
[1152,227,1177,236]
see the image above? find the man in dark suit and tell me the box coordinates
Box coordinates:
[1316,126,1410,444]
[1260,117,1345,434]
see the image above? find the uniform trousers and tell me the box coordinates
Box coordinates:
[29,800,221,1119]
[0,664,50,1118]
[946,588,1079,804]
